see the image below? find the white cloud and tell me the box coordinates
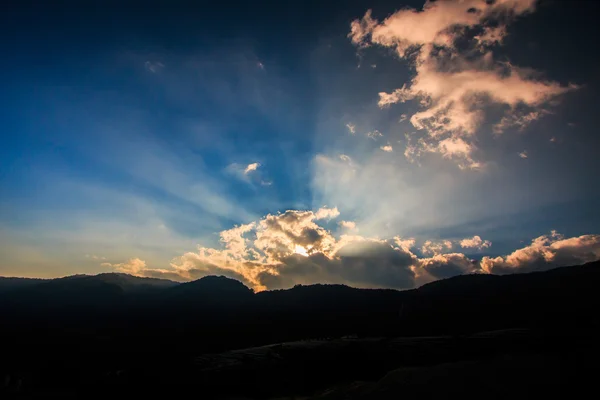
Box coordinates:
[144,61,164,73]
[367,130,383,140]
[519,151,528,159]
[380,144,393,152]
[346,123,357,135]
[315,207,341,220]
[244,162,260,174]
[226,162,271,187]
[460,235,492,250]
[339,220,358,231]
[350,0,576,167]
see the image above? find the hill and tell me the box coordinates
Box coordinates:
[1,261,599,397]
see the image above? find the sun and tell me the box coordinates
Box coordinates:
[294,245,309,257]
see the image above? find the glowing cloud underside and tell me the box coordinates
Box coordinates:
[102,207,600,292]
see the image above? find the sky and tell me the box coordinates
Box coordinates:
[1,0,599,291]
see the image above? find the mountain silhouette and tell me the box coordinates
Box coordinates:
[0,276,47,293]
[1,261,599,398]
[1,260,598,343]
[165,274,253,299]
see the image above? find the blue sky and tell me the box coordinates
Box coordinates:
[1,0,599,289]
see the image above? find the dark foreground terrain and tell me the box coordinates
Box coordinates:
[1,261,599,398]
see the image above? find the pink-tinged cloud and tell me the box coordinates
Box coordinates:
[244,162,260,174]
[339,220,358,231]
[493,110,549,134]
[102,258,147,274]
[351,1,537,54]
[481,231,600,274]
[421,239,453,255]
[101,216,599,292]
[417,253,479,281]
[460,235,492,250]
[350,0,577,167]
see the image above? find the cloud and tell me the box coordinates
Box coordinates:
[99,209,420,290]
[493,110,549,134]
[144,61,165,73]
[339,220,358,231]
[102,258,193,282]
[85,254,106,260]
[351,0,576,167]
[437,137,480,169]
[393,237,416,253]
[519,151,528,159]
[314,206,341,220]
[102,258,148,275]
[421,240,453,255]
[226,162,271,187]
[346,123,357,135]
[367,130,383,140]
[399,114,408,122]
[101,211,600,292]
[421,236,491,255]
[256,240,417,290]
[339,154,352,162]
[402,134,482,169]
[380,144,393,152]
[481,231,600,274]
[417,253,478,281]
[351,1,538,53]
[460,235,492,250]
[348,9,378,48]
[244,162,260,174]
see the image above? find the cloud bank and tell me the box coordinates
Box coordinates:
[103,209,600,291]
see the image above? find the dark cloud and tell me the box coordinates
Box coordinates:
[257,241,416,290]
[419,253,478,280]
